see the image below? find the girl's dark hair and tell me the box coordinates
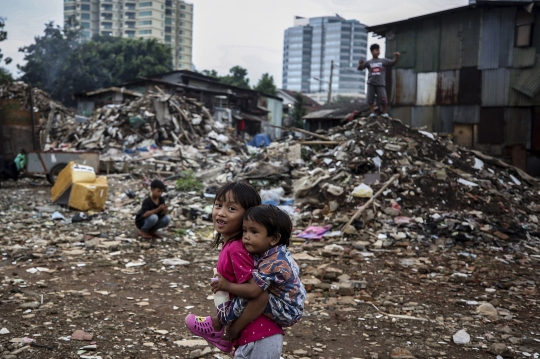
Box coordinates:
[212,181,261,248]
[244,204,292,247]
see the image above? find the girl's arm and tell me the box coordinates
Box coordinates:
[212,274,263,299]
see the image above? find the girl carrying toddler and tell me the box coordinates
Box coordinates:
[185,182,305,359]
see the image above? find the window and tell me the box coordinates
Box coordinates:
[81,4,90,11]
[125,12,136,19]
[139,20,152,25]
[179,38,184,43]
[178,55,183,59]
[81,22,90,29]
[125,21,135,28]
[64,5,76,10]
[101,22,112,29]
[515,10,535,47]
[181,5,186,9]
[139,1,152,7]
[139,29,152,34]
[165,26,171,33]
[179,30,184,34]
[180,13,186,18]
[139,11,152,16]
[180,21,185,26]
[101,31,112,36]
[179,63,183,68]
[125,30,135,38]
[81,13,90,20]
[166,0,172,6]
[64,0,74,2]
[165,35,171,42]
[165,9,172,15]
[101,4,113,11]
[179,47,184,51]
[165,17,172,25]
[125,3,136,10]
[82,31,91,38]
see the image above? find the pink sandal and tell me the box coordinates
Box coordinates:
[185,314,232,352]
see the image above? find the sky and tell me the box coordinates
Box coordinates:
[1,0,468,87]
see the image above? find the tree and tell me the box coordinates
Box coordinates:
[220,66,250,88]
[254,73,277,96]
[201,69,219,78]
[291,92,307,129]
[0,17,13,84]
[18,20,172,106]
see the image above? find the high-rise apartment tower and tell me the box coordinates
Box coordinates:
[282,16,367,103]
[63,0,193,70]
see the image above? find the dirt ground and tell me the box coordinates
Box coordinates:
[1,179,540,359]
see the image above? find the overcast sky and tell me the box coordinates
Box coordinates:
[1,0,467,86]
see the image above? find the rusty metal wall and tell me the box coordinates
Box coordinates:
[478,107,505,144]
[461,9,482,67]
[512,48,536,68]
[479,9,501,70]
[416,72,437,106]
[415,18,441,73]
[394,68,416,105]
[512,59,540,98]
[505,107,532,149]
[433,106,454,132]
[411,106,434,131]
[436,70,460,105]
[454,105,480,124]
[440,13,462,71]
[391,106,412,125]
[499,8,516,68]
[395,25,417,69]
[458,67,482,104]
[482,69,510,106]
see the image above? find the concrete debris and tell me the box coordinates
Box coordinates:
[0,114,539,358]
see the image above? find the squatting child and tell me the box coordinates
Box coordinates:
[135,179,171,239]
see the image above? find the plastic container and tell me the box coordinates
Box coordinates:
[212,268,229,308]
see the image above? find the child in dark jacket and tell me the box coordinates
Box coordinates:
[135,179,170,239]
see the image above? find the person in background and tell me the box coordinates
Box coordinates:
[358,44,400,118]
[135,179,171,239]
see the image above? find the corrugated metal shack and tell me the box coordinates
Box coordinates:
[368,0,540,175]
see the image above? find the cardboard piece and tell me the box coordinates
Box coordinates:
[68,176,108,211]
[51,161,96,203]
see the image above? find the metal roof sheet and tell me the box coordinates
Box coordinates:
[505,107,532,148]
[415,18,441,73]
[436,70,460,105]
[482,69,510,106]
[461,9,482,67]
[391,106,412,125]
[512,48,537,68]
[498,8,516,68]
[479,9,501,70]
[512,56,540,97]
[509,69,534,106]
[458,67,482,104]
[394,69,417,105]
[453,105,480,124]
[439,13,463,71]
[303,109,336,119]
[433,106,454,132]
[395,27,416,69]
[411,106,434,131]
[416,72,437,106]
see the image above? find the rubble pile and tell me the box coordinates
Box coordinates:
[46,91,244,161]
[286,116,540,246]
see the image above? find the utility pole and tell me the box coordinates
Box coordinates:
[327,60,334,104]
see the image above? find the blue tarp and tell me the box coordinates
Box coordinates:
[247,134,272,148]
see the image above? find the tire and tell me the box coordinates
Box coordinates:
[47,163,67,185]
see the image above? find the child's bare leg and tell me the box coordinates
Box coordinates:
[224,291,269,341]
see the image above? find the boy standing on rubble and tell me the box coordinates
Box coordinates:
[135,179,171,239]
[358,44,400,118]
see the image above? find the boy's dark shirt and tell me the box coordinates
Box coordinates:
[359,58,394,86]
[135,196,165,229]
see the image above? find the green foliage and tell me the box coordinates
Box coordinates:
[201,69,219,78]
[254,73,277,96]
[18,20,172,106]
[175,170,204,192]
[291,92,307,129]
[0,17,13,84]
[219,66,250,88]
[0,67,12,84]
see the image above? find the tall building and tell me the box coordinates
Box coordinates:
[63,0,193,70]
[282,16,367,103]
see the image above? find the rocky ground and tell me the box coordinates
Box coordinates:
[1,177,540,359]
